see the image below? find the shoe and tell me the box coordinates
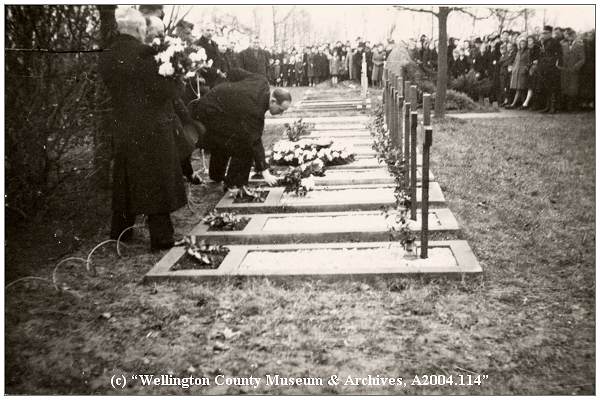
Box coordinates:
[505,104,515,109]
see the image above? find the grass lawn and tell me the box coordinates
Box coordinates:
[5,99,594,394]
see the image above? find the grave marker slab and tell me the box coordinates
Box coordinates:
[215,183,445,213]
[145,240,481,282]
[188,209,459,244]
[252,166,435,186]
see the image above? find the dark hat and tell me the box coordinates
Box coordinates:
[176,19,194,30]
[543,25,553,33]
[139,5,163,15]
[474,37,482,44]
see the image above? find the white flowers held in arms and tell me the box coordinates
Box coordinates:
[152,36,211,78]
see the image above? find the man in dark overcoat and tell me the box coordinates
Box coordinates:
[189,68,291,190]
[238,37,269,77]
[99,8,186,251]
[538,25,563,113]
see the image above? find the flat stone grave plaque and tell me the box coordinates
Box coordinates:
[328,157,384,169]
[188,209,459,244]
[214,183,445,213]
[145,240,481,282]
[307,129,371,138]
[299,99,370,106]
[312,124,367,130]
[265,116,370,125]
[251,166,434,186]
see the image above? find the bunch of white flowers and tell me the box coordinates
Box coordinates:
[300,175,316,192]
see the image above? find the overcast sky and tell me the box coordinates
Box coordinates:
[160,5,594,48]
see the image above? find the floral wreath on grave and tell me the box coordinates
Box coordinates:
[276,158,326,196]
[370,105,416,251]
[151,36,213,79]
[270,138,355,167]
[202,210,250,231]
[173,236,229,267]
[284,118,315,142]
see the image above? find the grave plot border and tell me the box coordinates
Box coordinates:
[144,240,481,282]
[188,209,460,244]
[214,183,446,213]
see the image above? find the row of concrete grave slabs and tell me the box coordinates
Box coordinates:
[183,209,460,245]
[147,103,481,281]
[145,240,480,282]
[299,98,371,106]
[297,104,372,112]
[264,115,369,126]
[214,183,445,213]
[251,166,434,186]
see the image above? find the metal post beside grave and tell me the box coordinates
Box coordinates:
[395,92,404,150]
[410,85,418,111]
[421,126,433,259]
[404,80,411,105]
[390,87,397,145]
[410,110,418,221]
[423,93,431,126]
[386,71,394,127]
[382,69,388,125]
[403,100,411,190]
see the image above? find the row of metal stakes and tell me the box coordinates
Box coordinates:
[382,67,433,259]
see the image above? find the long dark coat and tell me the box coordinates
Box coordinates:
[560,39,585,96]
[539,37,563,91]
[189,68,270,172]
[237,48,269,77]
[99,34,186,215]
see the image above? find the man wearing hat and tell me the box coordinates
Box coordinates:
[538,25,563,113]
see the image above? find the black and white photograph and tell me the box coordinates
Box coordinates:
[3,2,596,395]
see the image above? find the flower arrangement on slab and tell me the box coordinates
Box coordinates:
[172,236,229,269]
[284,119,314,142]
[271,138,355,167]
[277,159,326,196]
[230,186,269,203]
[202,211,250,231]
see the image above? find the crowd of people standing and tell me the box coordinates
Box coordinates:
[411,26,595,112]
[180,28,396,89]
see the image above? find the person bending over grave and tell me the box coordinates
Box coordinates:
[189,68,291,193]
[99,8,186,251]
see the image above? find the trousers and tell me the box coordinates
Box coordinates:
[111,211,174,247]
[208,146,253,188]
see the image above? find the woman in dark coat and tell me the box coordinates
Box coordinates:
[497,44,513,106]
[507,37,530,108]
[99,14,187,250]
[307,47,316,86]
[522,36,541,109]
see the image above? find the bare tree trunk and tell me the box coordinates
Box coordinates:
[435,7,449,118]
[95,5,117,190]
[272,6,277,48]
[252,7,261,39]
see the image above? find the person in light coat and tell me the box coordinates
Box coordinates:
[559,28,585,110]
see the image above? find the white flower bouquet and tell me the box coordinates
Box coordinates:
[271,139,354,167]
[152,36,212,78]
